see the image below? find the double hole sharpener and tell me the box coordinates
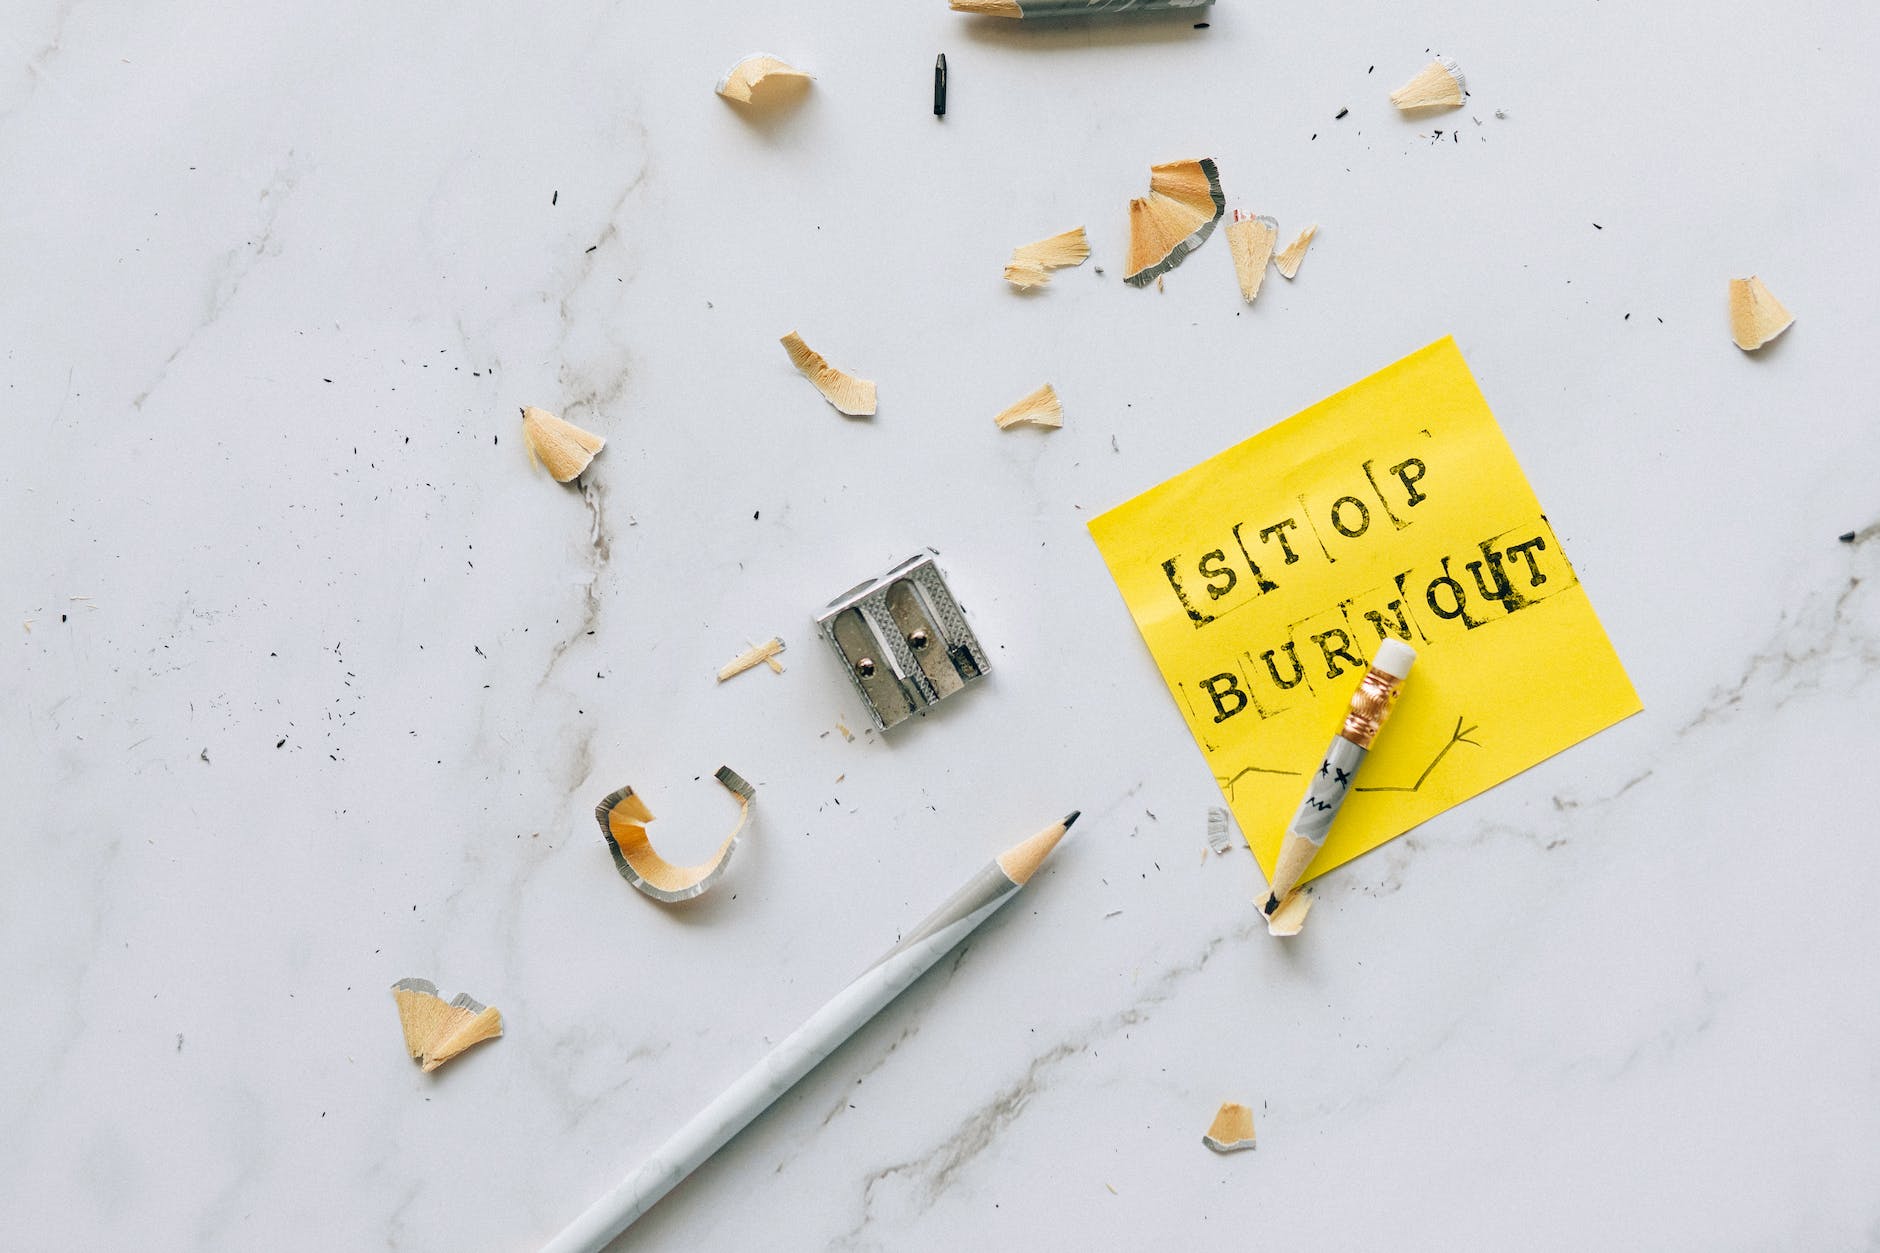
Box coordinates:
[815,554,989,731]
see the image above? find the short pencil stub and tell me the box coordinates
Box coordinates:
[716,54,812,105]
[1729,276,1794,351]
[1124,158,1225,288]
[1202,1101,1257,1152]
[521,406,605,483]
[1390,58,1466,112]
[392,978,504,1073]
[780,331,878,416]
[596,766,756,903]
[993,383,1064,430]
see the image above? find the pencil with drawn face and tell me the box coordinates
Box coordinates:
[1263,639,1416,918]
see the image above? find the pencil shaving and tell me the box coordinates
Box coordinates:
[718,638,786,681]
[1202,1102,1257,1152]
[993,383,1063,430]
[391,978,503,1073]
[1003,259,1048,288]
[521,406,604,482]
[781,331,877,416]
[1225,213,1278,302]
[1390,59,1466,112]
[715,54,812,105]
[1729,276,1793,351]
[1205,807,1233,854]
[1124,158,1225,288]
[1005,227,1090,289]
[1266,891,1313,937]
[596,766,755,903]
[1274,225,1317,280]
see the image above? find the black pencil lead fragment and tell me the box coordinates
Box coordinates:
[934,53,947,116]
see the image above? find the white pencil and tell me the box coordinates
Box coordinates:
[540,811,1079,1253]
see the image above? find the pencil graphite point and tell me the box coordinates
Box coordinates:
[1062,810,1081,829]
[1261,892,1280,916]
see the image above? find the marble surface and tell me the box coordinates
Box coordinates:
[5,1,1879,1249]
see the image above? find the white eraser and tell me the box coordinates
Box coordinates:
[1372,639,1417,680]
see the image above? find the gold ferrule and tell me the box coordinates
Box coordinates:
[1340,665,1404,749]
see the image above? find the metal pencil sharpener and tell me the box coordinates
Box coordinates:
[815,554,990,731]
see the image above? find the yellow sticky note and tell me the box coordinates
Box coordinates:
[1087,339,1640,884]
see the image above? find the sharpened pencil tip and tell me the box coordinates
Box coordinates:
[997,814,1075,885]
[1062,810,1081,829]
[1262,894,1280,916]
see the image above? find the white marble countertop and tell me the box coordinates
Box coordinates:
[6,1,1880,1249]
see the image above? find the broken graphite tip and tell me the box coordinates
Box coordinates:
[596,767,755,903]
[1124,158,1225,288]
[392,979,503,1072]
[816,553,989,731]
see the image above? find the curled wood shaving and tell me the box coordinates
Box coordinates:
[718,637,786,681]
[1390,58,1466,112]
[1205,807,1233,854]
[1266,890,1313,937]
[1225,212,1278,302]
[993,383,1063,430]
[392,978,503,1073]
[716,54,812,105]
[1202,1102,1257,1152]
[1274,224,1317,280]
[780,331,877,416]
[1124,158,1225,288]
[1729,276,1794,351]
[521,406,605,482]
[596,766,755,903]
[1004,226,1090,289]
